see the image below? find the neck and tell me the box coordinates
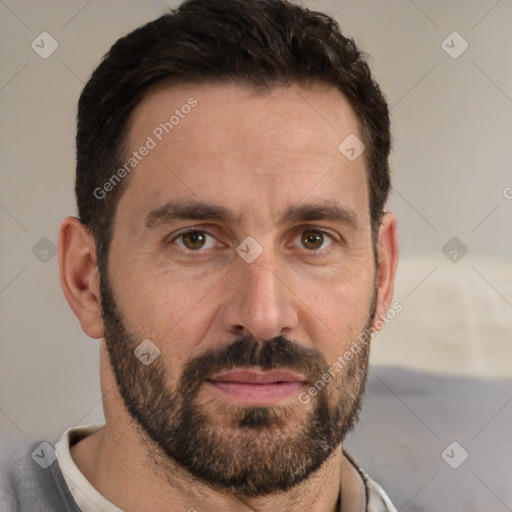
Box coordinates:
[71,420,345,512]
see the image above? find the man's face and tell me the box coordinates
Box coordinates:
[99,83,376,495]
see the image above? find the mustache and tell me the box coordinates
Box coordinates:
[178,335,329,395]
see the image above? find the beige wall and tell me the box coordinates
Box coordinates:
[1,0,511,442]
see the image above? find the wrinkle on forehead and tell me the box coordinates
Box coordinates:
[126,82,362,160]
[117,82,370,233]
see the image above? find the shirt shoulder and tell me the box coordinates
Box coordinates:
[343,450,397,512]
[0,438,81,512]
[364,473,398,512]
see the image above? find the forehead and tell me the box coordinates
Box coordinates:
[118,82,369,227]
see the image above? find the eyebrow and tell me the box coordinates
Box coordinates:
[144,201,237,228]
[144,200,359,230]
[278,201,360,229]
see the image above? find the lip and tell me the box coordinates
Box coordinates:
[206,369,307,406]
[210,369,306,384]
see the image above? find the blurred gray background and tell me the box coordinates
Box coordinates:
[1,0,511,464]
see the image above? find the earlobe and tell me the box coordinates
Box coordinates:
[58,216,104,339]
[372,211,399,332]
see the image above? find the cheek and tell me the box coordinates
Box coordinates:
[301,270,374,363]
[110,261,222,342]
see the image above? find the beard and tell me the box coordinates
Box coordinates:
[99,269,374,497]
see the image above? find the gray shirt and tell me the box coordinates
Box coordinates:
[0,427,396,512]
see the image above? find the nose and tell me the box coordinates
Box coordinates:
[220,255,299,341]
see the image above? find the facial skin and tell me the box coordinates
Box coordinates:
[59,82,398,512]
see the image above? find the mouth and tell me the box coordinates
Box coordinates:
[206,368,308,406]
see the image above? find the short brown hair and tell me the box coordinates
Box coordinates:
[76,0,391,269]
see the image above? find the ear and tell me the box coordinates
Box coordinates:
[372,211,399,332]
[58,216,104,339]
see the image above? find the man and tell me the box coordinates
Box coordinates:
[0,0,399,510]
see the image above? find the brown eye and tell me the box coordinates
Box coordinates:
[301,230,325,250]
[183,231,205,250]
[177,231,215,251]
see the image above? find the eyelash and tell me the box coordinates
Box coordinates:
[170,229,220,255]
[168,227,338,256]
